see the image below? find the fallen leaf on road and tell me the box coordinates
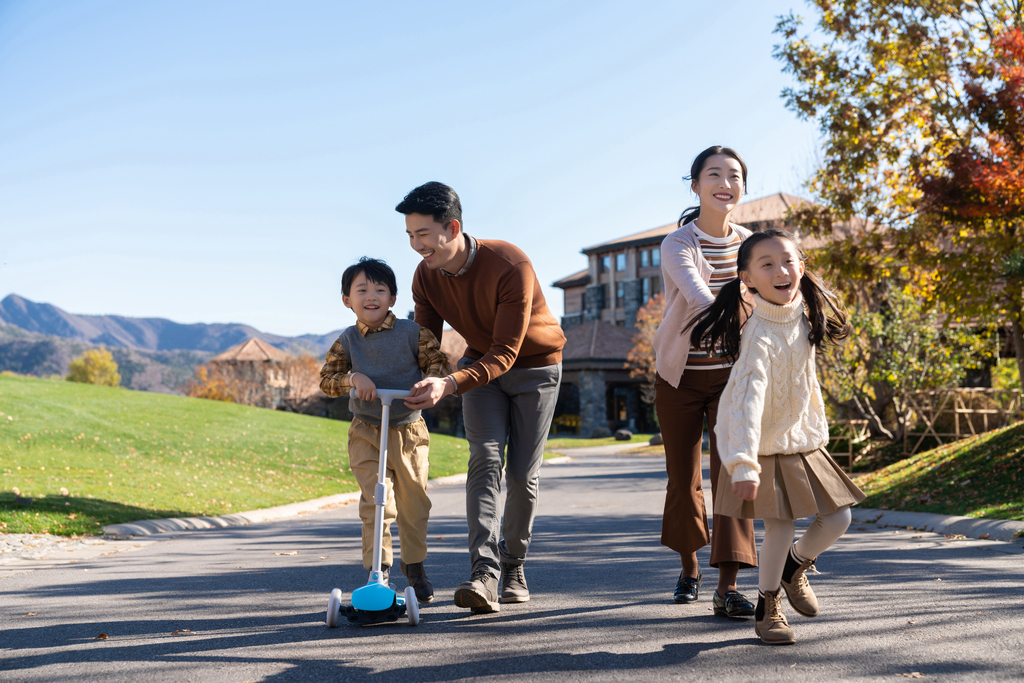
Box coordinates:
[26,613,37,617]
[892,531,900,534]
[434,536,445,540]
[171,629,194,636]
[907,620,917,624]
[95,633,108,640]
[856,527,867,531]
[320,556,330,560]
[898,674,924,679]
[979,533,990,540]
[274,551,298,556]
[935,578,942,581]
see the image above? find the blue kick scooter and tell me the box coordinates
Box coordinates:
[326,389,419,627]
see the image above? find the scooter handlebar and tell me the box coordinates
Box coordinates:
[349,388,412,406]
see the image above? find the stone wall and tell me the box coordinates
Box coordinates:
[578,370,609,437]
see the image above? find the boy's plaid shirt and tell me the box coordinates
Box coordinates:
[318,311,452,397]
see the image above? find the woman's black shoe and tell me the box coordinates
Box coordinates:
[712,589,756,618]
[673,568,702,603]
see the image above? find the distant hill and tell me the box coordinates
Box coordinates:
[0,293,342,355]
[0,323,212,394]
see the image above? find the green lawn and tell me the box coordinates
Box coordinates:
[856,420,1024,521]
[0,374,468,535]
[546,433,655,449]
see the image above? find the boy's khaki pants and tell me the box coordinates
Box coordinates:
[348,417,431,570]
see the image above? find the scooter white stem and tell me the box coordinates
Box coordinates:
[349,389,411,582]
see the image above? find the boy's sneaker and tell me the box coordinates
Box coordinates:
[755,589,796,645]
[454,569,500,613]
[400,560,434,604]
[499,562,530,603]
[780,549,819,617]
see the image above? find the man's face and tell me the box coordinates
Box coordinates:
[342,271,395,328]
[405,213,461,271]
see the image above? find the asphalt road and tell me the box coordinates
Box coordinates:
[2,449,1023,682]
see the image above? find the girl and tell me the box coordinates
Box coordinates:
[689,228,865,645]
[652,145,758,617]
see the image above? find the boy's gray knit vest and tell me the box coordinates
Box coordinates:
[339,318,423,427]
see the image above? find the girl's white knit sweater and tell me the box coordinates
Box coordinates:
[714,292,829,485]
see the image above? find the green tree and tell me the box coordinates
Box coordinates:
[774,2,1024,377]
[66,348,121,387]
[818,281,994,441]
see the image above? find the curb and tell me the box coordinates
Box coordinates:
[102,472,470,537]
[851,508,1024,543]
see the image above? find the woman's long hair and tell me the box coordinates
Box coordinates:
[678,145,748,227]
[684,229,851,360]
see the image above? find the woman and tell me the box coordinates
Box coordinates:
[652,145,758,618]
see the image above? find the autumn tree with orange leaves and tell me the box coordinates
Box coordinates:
[626,293,665,406]
[775,2,1024,380]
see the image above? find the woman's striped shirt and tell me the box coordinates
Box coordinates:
[687,224,743,369]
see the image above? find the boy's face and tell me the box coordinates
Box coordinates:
[342,271,396,328]
[405,213,461,271]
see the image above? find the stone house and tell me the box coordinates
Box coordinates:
[551,193,810,436]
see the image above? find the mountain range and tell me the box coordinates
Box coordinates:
[0,294,341,355]
[0,294,343,394]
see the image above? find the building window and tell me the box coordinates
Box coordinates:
[640,250,648,268]
[651,275,661,295]
[651,248,660,266]
[600,255,611,273]
[603,284,611,309]
[616,282,625,304]
[616,253,626,271]
[642,278,650,304]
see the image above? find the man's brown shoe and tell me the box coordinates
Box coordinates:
[454,570,500,614]
[780,548,819,617]
[499,562,530,603]
[755,589,796,645]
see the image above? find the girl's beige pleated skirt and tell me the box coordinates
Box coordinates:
[714,448,866,521]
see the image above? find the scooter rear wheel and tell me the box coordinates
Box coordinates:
[404,586,419,626]
[326,588,343,628]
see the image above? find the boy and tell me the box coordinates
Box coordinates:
[319,257,451,604]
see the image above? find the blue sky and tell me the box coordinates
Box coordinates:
[0,0,820,337]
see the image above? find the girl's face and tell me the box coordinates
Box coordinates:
[691,154,744,214]
[739,237,805,306]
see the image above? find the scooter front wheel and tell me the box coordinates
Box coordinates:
[404,586,419,626]
[326,588,343,628]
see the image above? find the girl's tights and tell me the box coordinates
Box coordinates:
[759,506,851,592]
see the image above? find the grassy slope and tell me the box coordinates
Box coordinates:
[855,420,1024,521]
[0,374,468,535]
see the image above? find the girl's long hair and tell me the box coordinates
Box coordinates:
[685,229,851,360]
[678,145,748,227]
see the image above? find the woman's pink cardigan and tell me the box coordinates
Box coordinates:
[652,221,752,388]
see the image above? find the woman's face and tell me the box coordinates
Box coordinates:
[691,154,744,215]
[740,236,805,306]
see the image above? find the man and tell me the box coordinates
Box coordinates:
[400,181,565,614]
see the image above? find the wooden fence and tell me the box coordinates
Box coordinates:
[903,388,1023,455]
[828,419,871,473]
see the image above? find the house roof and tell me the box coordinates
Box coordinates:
[552,268,589,288]
[562,320,635,362]
[211,337,293,362]
[579,193,808,256]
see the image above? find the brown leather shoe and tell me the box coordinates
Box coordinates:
[400,560,434,604]
[755,589,796,645]
[781,549,819,618]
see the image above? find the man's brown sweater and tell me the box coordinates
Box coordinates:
[412,237,566,395]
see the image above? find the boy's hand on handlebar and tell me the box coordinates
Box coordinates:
[405,376,454,409]
[733,480,758,501]
[351,373,377,402]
